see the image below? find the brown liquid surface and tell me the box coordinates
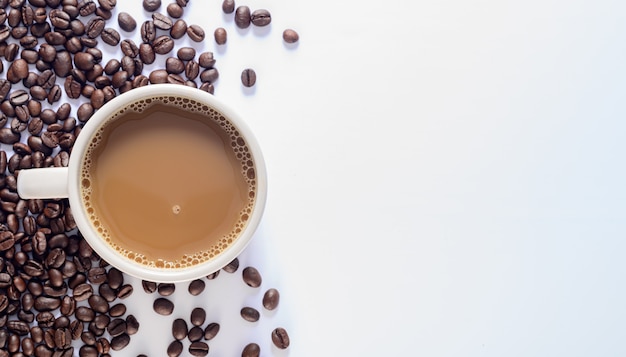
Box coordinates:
[81,100,255,268]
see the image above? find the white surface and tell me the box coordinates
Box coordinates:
[5,0,626,356]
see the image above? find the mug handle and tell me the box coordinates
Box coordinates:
[17,167,70,199]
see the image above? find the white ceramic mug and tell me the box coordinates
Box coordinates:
[17,84,267,282]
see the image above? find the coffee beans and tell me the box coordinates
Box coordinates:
[263,288,280,310]
[214,27,227,45]
[187,24,205,42]
[240,307,260,322]
[117,12,136,32]
[283,29,300,43]
[235,6,251,29]
[242,342,260,357]
[153,298,174,315]
[251,9,271,26]
[241,68,257,87]
[143,0,161,11]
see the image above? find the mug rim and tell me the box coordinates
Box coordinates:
[67,84,267,282]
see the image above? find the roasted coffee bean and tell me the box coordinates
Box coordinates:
[101,28,120,45]
[222,0,234,13]
[36,70,55,89]
[272,327,290,349]
[283,29,299,43]
[0,272,11,287]
[223,257,240,273]
[110,333,129,351]
[203,322,220,340]
[187,326,203,342]
[0,80,11,100]
[93,314,109,330]
[75,306,95,322]
[55,327,72,349]
[157,282,175,296]
[99,283,117,302]
[251,9,271,26]
[109,303,126,317]
[78,0,97,16]
[138,42,155,64]
[24,259,45,276]
[107,318,126,337]
[188,279,205,296]
[167,340,183,357]
[153,35,174,54]
[77,102,94,122]
[153,298,174,315]
[262,288,280,310]
[240,307,260,322]
[90,88,104,108]
[170,18,186,39]
[214,27,227,44]
[167,73,184,85]
[198,52,215,68]
[88,295,109,313]
[167,3,183,18]
[242,266,262,287]
[48,268,64,287]
[93,75,111,88]
[235,6,251,29]
[142,280,157,293]
[106,267,123,289]
[50,9,71,29]
[9,89,29,106]
[188,308,204,328]
[120,39,138,57]
[116,284,133,299]
[98,0,116,11]
[242,343,260,357]
[186,24,204,42]
[45,31,66,46]
[73,283,93,301]
[120,55,135,75]
[9,59,29,81]
[88,267,106,284]
[117,12,136,32]
[165,57,184,74]
[201,68,219,83]
[95,337,110,354]
[70,320,84,340]
[86,16,105,38]
[7,320,29,335]
[172,318,187,340]
[20,36,39,50]
[34,296,61,311]
[74,52,96,71]
[149,69,168,84]
[103,58,120,75]
[125,314,139,335]
[152,12,172,30]
[64,77,82,99]
[176,46,195,61]
[32,22,52,37]
[142,0,160,11]
[80,37,98,48]
[79,345,98,357]
[241,68,257,87]
[189,341,209,357]
[60,295,75,316]
[47,84,62,104]
[140,20,156,43]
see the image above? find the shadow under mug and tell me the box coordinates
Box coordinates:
[17,84,267,283]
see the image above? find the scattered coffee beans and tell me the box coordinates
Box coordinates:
[251,9,271,26]
[272,327,290,349]
[240,307,260,322]
[242,342,261,357]
[283,28,300,43]
[153,298,175,315]
[214,27,227,45]
[241,68,257,87]
[235,6,251,29]
[263,288,280,310]
[143,0,161,11]
[118,12,137,31]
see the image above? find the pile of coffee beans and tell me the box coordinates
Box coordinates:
[0,0,295,355]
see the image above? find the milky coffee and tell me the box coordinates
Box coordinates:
[80,96,256,269]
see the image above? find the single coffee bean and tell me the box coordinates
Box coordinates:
[110,333,130,351]
[271,327,290,349]
[98,0,116,11]
[64,77,82,99]
[47,84,62,104]
[116,284,133,299]
[240,307,260,322]
[157,282,175,296]
[107,318,126,337]
[153,35,174,54]
[176,46,195,61]
[203,322,220,340]
[223,257,240,273]
[142,280,157,293]
[170,18,186,39]
[73,283,93,301]
[190,307,206,327]
[140,20,156,43]
[49,9,71,29]
[20,36,39,50]
[7,320,30,335]
[10,89,30,106]
[188,279,205,296]
[60,295,75,316]
[34,296,61,311]
[241,68,257,87]
[100,28,120,45]
[172,318,187,340]
[189,341,209,357]
[235,6,251,29]
[214,27,227,45]
[90,88,104,109]
[117,11,136,32]
[86,16,105,38]
[87,267,106,284]
[142,0,160,11]
[167,340,183,357]
[79,0,97,16]
[55,327,72,349]
[139,42,155,64]
[251,9,271,26]
[167,3,183,18]
[262,288,280,310]
[242,266,262,287]
[0,128,19,145]
[187,326,203,342]
[149,69,168,84]
[88,295,109,313]
[153,298,174,315]
[242,343,260,357]
[165,57,184,74]
[74,52,96,71]
[9,59,29,81]
[200,68,219,83]
[152,12,172,30]
[222,0,234,14]
[109,303,126,317]
[186,24,204,42]
[283,29,299,43]
[106,267,123,289]
[104,58,121,75]
[77,102,94,122]
[125,314,140,335]
[198,52,215,68]
[75,306,95,322]
[79,345,98,357]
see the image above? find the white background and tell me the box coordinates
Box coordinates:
[5,0,626,356]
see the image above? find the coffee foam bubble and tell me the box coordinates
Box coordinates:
[80,96,257,269]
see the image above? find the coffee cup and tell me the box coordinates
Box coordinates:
[17,84,267,283]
